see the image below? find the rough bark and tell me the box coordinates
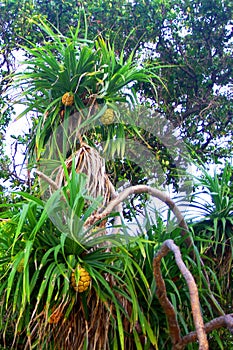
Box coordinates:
[179,314,233,348]
[153,239,208,350]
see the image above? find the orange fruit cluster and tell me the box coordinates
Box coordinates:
[61,92,74,106]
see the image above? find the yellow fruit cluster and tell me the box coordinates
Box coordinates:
[62,92,74,106]
[100,108,115,125]
[71,266,91,293]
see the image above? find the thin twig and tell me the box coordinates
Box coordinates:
[35,170,59,191]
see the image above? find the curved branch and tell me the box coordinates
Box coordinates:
[85,184,192,248]
[153,239,208,350]
[153,242,182,346]
[180,314,233,348]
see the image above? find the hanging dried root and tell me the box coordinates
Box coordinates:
[153,239,208,350]
[36,143,122,236]
[36,143,117,209]
[50,142,115,208]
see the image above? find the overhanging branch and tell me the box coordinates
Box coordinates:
[85,184,192,248]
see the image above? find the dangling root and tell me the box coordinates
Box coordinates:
[36,142,122,234]
[25,287,136,350]
[53,142,115,208]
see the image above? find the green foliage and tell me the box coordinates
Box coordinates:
[189,161,233,312]
[0,71,15,190]
[190,162,233,253]
[12,17,160,165]
[0,2,233,348]
[78,0,233,160]
[0,166,232,348]
[0,169,157,349]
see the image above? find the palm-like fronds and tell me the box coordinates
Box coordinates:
[189,162,233,250]
[0,173,159,349]
[12,17,159,163]
[6,14,230,349]
[188,162,233,304]
[1,171,230,349]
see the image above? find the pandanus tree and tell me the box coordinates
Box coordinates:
[2,16,166,349]
[13,16,160,198]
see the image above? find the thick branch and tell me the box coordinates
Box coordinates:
[35,175,191,246]
[153,242,182,346]
[179,314,233,348]
[86,185,192,248]
[153,239,208,350]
